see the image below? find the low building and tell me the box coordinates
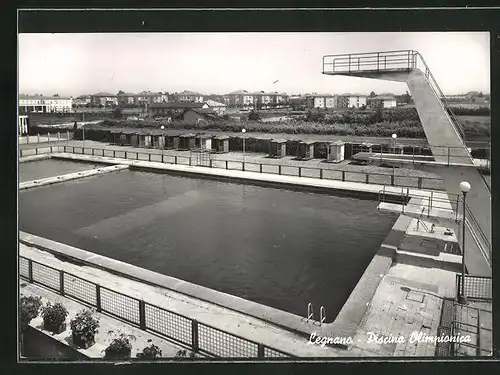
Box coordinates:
[18,115,29,135]
[183,108,218,124]
[196,134,213,150]
[368,94,397,108]
[213,135,230,153]
[346,94,367,108]
[19,94,73,113]
[252,91,273,109]
[205,99,228,116]
[327,140,345,163]
[269,139,287,158]
[179,133,197,150]
[297,140,315,160]
[148,102,210,118]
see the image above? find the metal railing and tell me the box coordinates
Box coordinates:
[354,142,486,167]
[455,274,492,301]
[322,50,417,74]
[19,256,294,359]
[378,188,461,218]
[18,145,444,191]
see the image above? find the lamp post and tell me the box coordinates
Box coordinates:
[242,128,246,169]
[457,181,471,305]
[391,133,397,154]
[160,125,165,162]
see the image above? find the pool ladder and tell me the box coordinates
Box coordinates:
[306,303,327,326]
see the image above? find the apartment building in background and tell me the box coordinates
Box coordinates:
[224,90,255,109]
[368,94,397,108]
[174,90,204,103]
[90,92,118,107]
[19,94,73,113]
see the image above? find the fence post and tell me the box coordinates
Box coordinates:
[63,146,66,153]
[47,133,50,144]
[342,171,345,182]
[412,146,415,164]
[96,285,102,312]
[35,147,38,155]
[209,159,213,168]
[113,150,116,158]
[148,153,151,162]
[92,148,95,156]
[278,165,282,175]
[174,156,177,165]
[67,130,70,140]
[391,174,395,186]
[139,300,146,330]
[191,320,199,352]
[242,162,245,172]
[447,147,450,166]
[298,167,302,177]
[189,157,192,166]
[365,173,369,184]
[136,152,139,160]
[320,169,323,179]
[37,134,40,143]
[50,146,53,153]
[259,164,262,173]
[28,260,33,283]
[59,271,64,296]
[82,147,85,155]
[20,149,23,158]
[258,344,265,358]
[418,177,422,189]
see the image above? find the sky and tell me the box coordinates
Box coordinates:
[18,32,490,97]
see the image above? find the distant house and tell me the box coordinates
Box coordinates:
[90,92,118,107]
[368,94,397,108]
[345,94,367,108]
[148,102,210,118]
[205,99,228,116]
[252,91,273,109]
[183,108,218,124]
[174,90,204,103]
[268,91,288,107]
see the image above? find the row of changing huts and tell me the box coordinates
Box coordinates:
[110,130,347,161]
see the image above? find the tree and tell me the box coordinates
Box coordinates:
[404,91,412,104]
[117,90,125,95]
[369,91,376,97]
[248,110,261,121]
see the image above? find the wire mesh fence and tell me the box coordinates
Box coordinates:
[19,256,294,358]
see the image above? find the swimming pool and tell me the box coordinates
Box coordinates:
[19,169,397,322]
[19,159,108,182]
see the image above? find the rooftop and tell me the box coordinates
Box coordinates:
[149,102,207,109]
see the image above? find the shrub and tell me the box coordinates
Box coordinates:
[175,349,196,358]
[40,302,68,328]
[70,309,100,344]
[104,331,135,359]
[20,296,42,331]
[137,342,162,359]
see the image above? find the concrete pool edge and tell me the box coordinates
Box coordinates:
[19,165,129,191]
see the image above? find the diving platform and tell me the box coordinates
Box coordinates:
[324,49,491,277]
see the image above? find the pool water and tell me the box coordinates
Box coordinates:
[19,170,397,322]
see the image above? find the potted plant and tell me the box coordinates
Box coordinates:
[20,295,42,355]
[20,295,42,332]
[175,349,196,358]
[137,341,162,360]
[70,309,100,349]
[104,331,135,360]
[40,302,68,334]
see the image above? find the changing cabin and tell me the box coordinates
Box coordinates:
[269,139,287,158]
[296,140,315,160]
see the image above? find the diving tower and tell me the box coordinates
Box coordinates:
[323,50,491,276]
